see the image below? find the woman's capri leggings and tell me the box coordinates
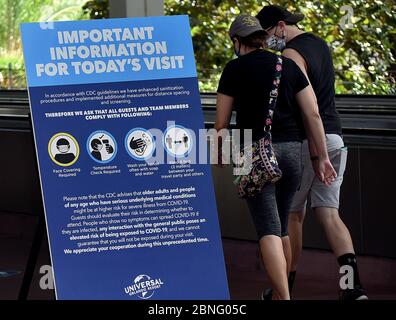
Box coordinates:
[246,141,302,239]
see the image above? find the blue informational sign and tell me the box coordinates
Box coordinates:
[21,16,229,300]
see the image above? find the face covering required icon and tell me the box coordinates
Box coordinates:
[164,125,193,158]
[87,131,117,164]
[48,133,80,167]
[125,128,155,160]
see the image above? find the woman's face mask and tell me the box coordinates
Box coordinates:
[266,26,286,51]
[233,38,242,57]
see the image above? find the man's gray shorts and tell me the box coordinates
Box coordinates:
[290,134,348,211]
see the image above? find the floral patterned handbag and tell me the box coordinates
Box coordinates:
[233,56,283,198]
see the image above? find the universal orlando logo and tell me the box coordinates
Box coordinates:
[124,274,164,299]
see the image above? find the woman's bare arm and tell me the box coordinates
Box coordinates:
[215,93,234,130]
[214,93,234,166]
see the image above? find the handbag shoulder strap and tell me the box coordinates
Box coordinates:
[264,55,283,132]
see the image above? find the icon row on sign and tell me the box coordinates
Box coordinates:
[48,126,193,167]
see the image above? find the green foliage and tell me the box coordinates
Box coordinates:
[165,0,396,94]
[82,0,109,19]
[165,0,254,92]
[0,0,90,88]
[1,0,394,94]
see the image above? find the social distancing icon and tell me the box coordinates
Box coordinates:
[163,125,192,157]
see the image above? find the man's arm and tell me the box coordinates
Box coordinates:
[296,86,336,185]
[283,48,309,79]
[283,48,321,161]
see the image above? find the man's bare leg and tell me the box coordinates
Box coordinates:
[314,207,354,256]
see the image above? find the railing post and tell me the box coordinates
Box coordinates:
[109,0,164,18]
[8,63,13,89]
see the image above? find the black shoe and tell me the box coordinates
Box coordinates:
[261,288,273,300]
[340,286,368,301]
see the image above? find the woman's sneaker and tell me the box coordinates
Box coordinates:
[340,286,368,300]
[260,288,273,300]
